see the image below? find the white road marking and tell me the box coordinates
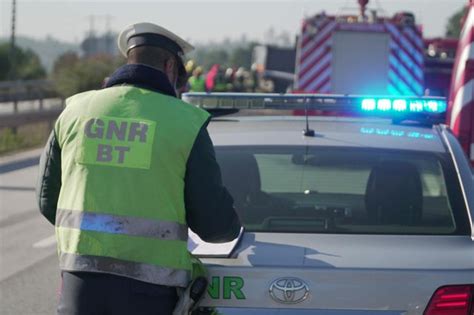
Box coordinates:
[33,235,56,248]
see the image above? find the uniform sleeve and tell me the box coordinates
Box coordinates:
[184,124,242,243]
[36,130,62,225]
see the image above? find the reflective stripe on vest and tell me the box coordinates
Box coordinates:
[59,253,190,287]
[56,225,191,286]
[57,209,188,241]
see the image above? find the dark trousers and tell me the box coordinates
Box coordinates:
[58,271,178,315]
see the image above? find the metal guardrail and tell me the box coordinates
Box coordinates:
[0,80,64,130]
[0,80,59,103]
[0,108,64,129]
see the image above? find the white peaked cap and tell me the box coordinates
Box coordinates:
[117,22,194,58]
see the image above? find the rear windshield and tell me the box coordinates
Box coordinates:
[216,146,470,235]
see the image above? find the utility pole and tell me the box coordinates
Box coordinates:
[84,14,115,56]
[9,0,17,80]
[88,15,96,37]
[104,14,113,55]
[86,15,97,56]
[105,14,112,35]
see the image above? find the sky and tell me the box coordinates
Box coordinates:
[0,0,467,45]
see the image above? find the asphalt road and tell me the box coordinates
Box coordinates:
[0,148,60,315]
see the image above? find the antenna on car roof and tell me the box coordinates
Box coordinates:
[303,101,315,137]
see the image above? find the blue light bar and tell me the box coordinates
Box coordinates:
[424,100,447,113]
[182,92,447,124]
[360,97,446,115]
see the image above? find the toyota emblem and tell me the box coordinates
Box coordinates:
[269,277,309,304]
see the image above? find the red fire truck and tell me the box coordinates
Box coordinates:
[295,0,424,96]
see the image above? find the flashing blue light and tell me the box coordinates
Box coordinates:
[439,101,447,112]
[425,101,439,112]
[361,99,376,111]
[393,99,407,112]
[409,100,424,112]
[424,100,447,113]
[377,99,391,111]
[358,96,446,118]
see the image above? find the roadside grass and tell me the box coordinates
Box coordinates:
[0,123,51,155]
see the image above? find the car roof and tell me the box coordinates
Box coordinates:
[208,115,447,153]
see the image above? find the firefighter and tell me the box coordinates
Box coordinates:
[233,67,246,92]
[185,60,195,74]
[36,22,241,315]
[224,67,234,91]
[205,64,219,91]
[212,65,228,92]
[188,66,206,92]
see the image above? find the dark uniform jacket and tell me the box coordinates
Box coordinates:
[36,64,241,243]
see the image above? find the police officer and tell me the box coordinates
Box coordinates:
[36,22,241,315]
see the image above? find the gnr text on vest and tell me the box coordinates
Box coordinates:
[84,118,149,164]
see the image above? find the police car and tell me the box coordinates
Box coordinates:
[183,93,474,315]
